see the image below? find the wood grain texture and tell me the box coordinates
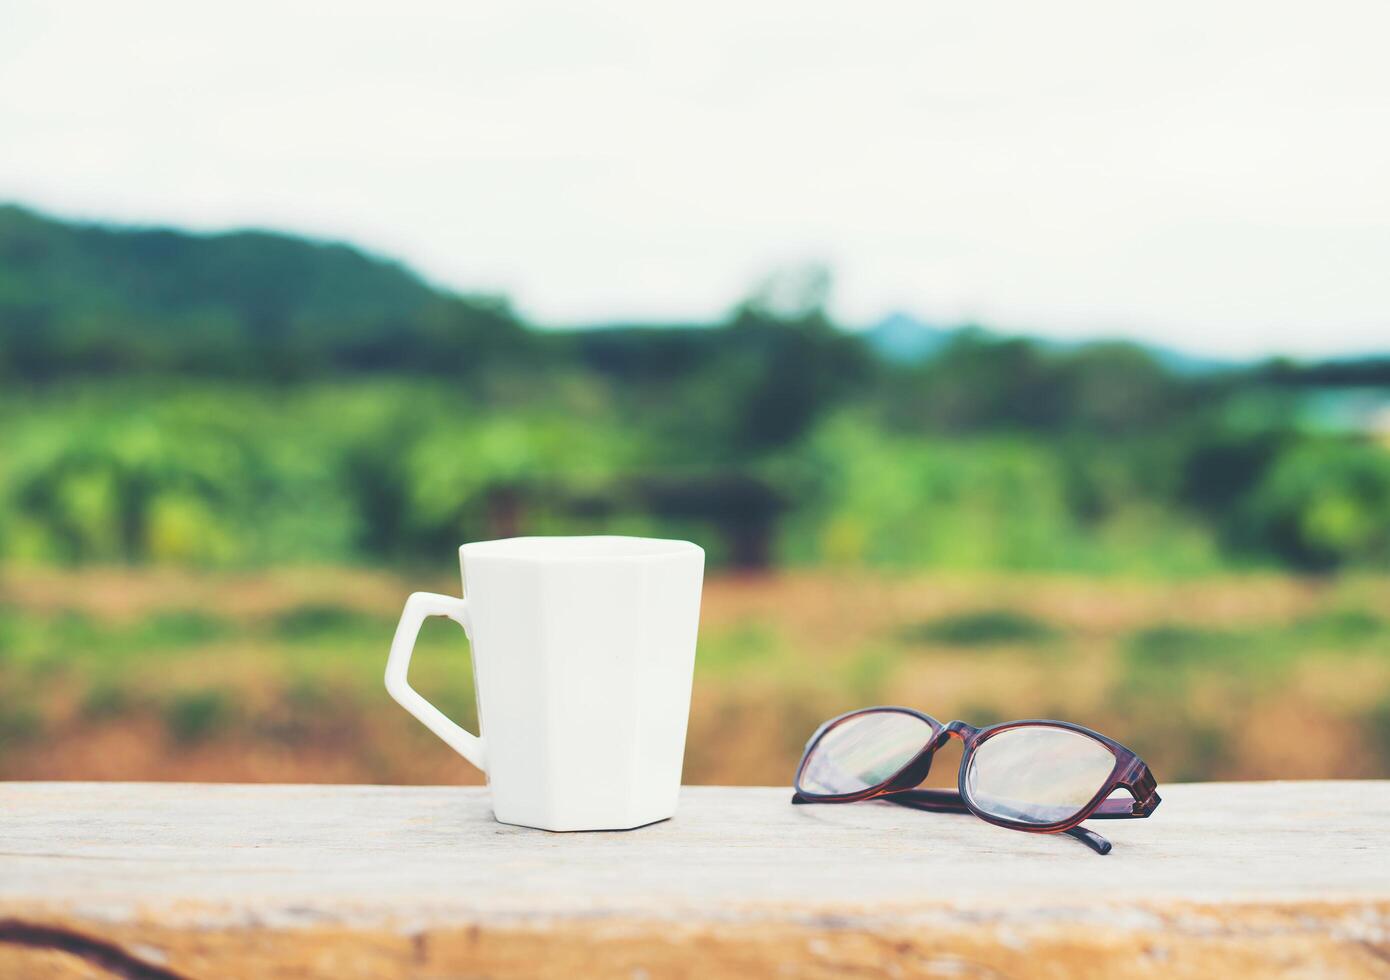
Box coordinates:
[1,781,1387,978]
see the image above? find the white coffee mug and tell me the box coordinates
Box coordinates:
[385,536,704,831]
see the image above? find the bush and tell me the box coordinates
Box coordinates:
[163,690,235,744]
[901,610,1057,647]
[1242,440,1390,569]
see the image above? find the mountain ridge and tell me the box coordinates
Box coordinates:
[1,202,1381,378]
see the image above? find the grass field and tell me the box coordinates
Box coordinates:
[1,567,1387,788]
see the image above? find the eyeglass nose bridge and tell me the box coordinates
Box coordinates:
[940,720,980,742]
[890,720,982,792]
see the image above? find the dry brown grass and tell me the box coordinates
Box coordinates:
[2,567,1387,787]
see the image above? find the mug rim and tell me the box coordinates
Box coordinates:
[459,535,703,563]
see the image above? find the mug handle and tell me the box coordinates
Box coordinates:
[384,592,486,772]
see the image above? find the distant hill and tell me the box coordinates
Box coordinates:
[0,203,435,323]
[2,202,1380,385]
[861,311,1237,375]
[0,203,527,376]
[860,312,957,362]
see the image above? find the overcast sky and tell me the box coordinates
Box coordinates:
[2,1,1388,357]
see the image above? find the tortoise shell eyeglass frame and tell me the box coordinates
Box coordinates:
[791,707,1161,855]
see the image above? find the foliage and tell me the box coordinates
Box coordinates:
[900,610,1058,647]
[163,690,236,744]
[0,203,1387,573]
[1242,440,1390,569]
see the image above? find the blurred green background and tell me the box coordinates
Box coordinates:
[1,203,1388,787]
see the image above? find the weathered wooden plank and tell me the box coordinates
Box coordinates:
[1,781,1387,978]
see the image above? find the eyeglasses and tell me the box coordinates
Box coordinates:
[792,706,1160,854]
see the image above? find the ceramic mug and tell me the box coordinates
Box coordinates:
[385,536,704,831]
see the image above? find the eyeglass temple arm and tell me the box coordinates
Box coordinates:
[788,788,971,813]
[879,789,1113,855]
[788,789,969,812]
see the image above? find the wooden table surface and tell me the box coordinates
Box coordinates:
[1,781,1386,978]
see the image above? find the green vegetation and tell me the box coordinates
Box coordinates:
[901,609,1058,647]
[1124,609,1390,681]
[1,203,1388,574]
[163,690,236,744]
